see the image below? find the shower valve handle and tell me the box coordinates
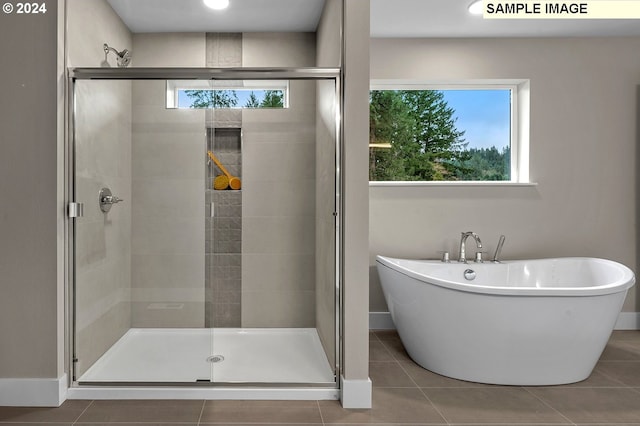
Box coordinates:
[102,195,123,204]
[99,187,124,213]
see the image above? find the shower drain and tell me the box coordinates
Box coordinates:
[207,355,225,363]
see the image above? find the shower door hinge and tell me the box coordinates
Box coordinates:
[68,202,84,218]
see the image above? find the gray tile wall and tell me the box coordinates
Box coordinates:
[130,80,205,328]
[206,33,242,67]
[74,79,132,377]
[129,33,208,329]
[206,128,243,327]
[240,33,319,328]
[204,33,244,328]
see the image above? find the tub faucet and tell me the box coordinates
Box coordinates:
[459,232,482,263]
[492,235,506,263]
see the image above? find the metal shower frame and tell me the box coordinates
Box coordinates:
[66,67,343,390]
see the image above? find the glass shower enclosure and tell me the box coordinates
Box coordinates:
[67,68,340,387]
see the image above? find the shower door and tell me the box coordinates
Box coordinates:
[69,69,340,386]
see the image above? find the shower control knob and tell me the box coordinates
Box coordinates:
[104,195,123,204]
[99,187,124,213]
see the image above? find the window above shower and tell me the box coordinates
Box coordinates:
[166,80,289,109]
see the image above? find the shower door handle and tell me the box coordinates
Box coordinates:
[99,187,124,213]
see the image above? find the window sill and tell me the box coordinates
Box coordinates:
[369,181,538,187]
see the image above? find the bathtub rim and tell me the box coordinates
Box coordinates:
[376,255,635,297]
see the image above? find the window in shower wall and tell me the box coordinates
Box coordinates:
[166,80,289,109]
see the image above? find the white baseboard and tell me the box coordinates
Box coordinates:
[0,374,67,407]
[340,376,372,409]
[615,312,640,330]
[369,312,395,330]
[371,312,640,331]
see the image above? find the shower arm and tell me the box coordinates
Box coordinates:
[103,43,132,68]
[103,44,118,57]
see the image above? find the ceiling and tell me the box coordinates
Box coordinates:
[107,0,326,33]
[107,0,640,37]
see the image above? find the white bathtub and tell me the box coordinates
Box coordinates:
[376,255,635,385]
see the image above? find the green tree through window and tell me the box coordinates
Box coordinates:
[259,90,284,108]
[181,89,285,109]
[185,89,239,108]
[369,89,510,181]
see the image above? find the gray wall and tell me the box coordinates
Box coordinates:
[67,0,133,375]
[369,37,640,314]
[0,0,59,378]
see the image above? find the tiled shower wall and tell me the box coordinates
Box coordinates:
[205,34,243,327]
[130,80,205,327]
[67,0,133,377]
[206,128,243,327]
[241,33,318,327]
[130,33,206,328]
[74,80,132,377]
[128,31,321,330]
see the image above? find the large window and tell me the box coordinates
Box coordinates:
[369,81,529,183]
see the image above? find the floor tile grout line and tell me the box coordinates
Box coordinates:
[378,339,409,363]
[521,386,577,426]
[316,399,326,425]
[397,361,451,425]
[197,399,205,425]
[449,422,576,426]
[592,366,634,388]
[370,341,395,362]
[416,387,452,426]
[71,399,94,425]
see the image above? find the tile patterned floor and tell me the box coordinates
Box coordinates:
[1,329,639,425]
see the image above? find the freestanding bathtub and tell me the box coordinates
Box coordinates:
[376,255,635,385]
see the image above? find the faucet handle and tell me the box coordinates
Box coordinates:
[474,251,485,263]
[437,251,450,263]
[492,235,506,263]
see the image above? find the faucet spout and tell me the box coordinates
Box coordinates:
[459,231,482,263]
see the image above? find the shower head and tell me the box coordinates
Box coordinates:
[103,43,132,68]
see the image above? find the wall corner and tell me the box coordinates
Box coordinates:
[341,0,371,406]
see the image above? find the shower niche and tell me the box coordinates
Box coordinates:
[206,127,242,328]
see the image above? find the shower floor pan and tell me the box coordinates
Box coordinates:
[78,328,335,384]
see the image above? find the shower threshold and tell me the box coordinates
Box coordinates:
[77,328,335,385]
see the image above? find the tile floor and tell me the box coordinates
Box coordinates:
[1,329,639,425]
